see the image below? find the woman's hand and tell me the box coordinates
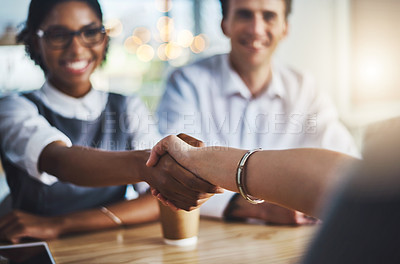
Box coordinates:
[0,210,64,243]
[144,153,219,211]
[146,134,223,211]
[146,135,194,169]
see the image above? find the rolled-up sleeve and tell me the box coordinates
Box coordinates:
[0,94,71,185]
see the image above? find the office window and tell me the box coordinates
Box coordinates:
[349,0,400,122]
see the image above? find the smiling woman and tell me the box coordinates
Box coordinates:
[0,0,218,244]
[23,1,107,98]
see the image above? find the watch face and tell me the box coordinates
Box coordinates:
[0,242,55,264]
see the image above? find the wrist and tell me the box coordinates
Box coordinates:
[129,150,151,183]
[184,147,202,175]
[52,215,68,236]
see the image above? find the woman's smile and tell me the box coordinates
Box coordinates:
[62,59,93,74]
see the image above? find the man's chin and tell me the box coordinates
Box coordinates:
[246,57,271,69]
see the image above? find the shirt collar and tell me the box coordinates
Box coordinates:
[221,54,251,98]
[40,80,107,120]
[267,62,286,99]
[221,54,285,100]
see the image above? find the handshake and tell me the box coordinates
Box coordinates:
[144,134,322,225]
[144,133,224,211]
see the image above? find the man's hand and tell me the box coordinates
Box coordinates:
[0,210,63,243]
[225,196,320,225]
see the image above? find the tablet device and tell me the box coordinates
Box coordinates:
[0,242,55,264]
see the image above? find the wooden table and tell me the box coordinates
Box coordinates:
[48,219,317,264]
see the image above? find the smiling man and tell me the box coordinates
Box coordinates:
[157,0,359,224]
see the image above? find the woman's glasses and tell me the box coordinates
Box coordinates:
[36,26,106,49]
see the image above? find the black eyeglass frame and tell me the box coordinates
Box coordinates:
[36,26,107,49]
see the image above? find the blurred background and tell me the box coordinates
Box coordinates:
[1,0,400,199]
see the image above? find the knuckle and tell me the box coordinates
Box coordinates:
[177,201,195,212]
[182,206,192,212]
[163,162,174,174]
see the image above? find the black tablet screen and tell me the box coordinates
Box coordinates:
[0,242,55,264]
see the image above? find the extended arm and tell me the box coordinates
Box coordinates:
[39,141,148,186]
[39,137,220,210]
[147,135,357,218]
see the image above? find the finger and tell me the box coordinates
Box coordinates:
[148,135,195,167]
[168,191,213,208]
[164,199,180,211]
[157,182,201,206]
[264,203,304,225]
[295,213,321,225]
[156,193,180,211]
[146,136,172,167]
[0,214,15,231]
[194,197,211,207]
[162,190,208,211]
[163,156,222,194]
[146,147,163,167]
[156,193,169,206]
[293,212,309,225]
[174,199,203,211]
[156,154,213,197]
[151,188,159,197]
[4,220,57,243]
[177,133,205,147]
[0,212,21,238]
[11,236,22,244]
[156,183,203,210]
[2,222,26,243]
[173,169,222,194]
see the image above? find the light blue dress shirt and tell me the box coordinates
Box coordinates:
[157,54,359,218]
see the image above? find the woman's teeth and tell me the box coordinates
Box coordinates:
[66,60,89,71]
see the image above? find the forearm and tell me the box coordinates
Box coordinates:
[58,194,159,235]
[39,141,151,186]
[189,147,357,217]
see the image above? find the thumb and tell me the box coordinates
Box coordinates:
[146,136,173,167]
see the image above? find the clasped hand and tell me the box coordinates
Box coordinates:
[146,134,219,211]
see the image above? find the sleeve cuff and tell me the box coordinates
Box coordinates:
[24,129,72,185]
[200,190,235,218]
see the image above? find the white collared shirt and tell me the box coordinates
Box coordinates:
[0,81,160,185]
[157,54,360,218]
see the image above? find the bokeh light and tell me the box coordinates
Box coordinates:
[124,36,141,54]
[136,44,155,62]
[190,34,208,53]
[155,0,172,12]
[177,30,194,48]
[104,18,123,37]
[157,16,173,32]
[165,42,182,59]
[133,27,152,44]
[157,43,169,61]
[157,16,174,42]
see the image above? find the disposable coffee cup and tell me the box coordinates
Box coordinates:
[158,202,200,246]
